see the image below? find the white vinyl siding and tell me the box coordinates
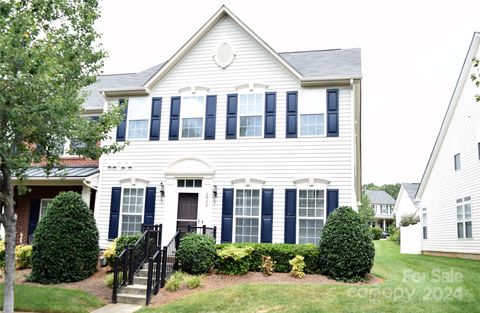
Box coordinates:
[120,188,145,235]
[95,16,358,248]
[234,189,260,243]
[181,96,205,139]
[456,197,472,239]
[299,90,326,137]
[238,93,263,137]
[298,189,325,244]
[127,97,150,140]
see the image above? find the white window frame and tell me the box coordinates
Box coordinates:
[180,94,206,140]
[454,153,461,171]
[422,207,427,240]
[296,188,327,244]
[126,97,150,141]
[39,198,53,220]
[298,90,327,137]
[456,197,472,239]
[119,186,146,236]
[233,188,262,243]
[237,90,264,138]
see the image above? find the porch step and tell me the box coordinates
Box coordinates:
[121,284,147,296]
[116,293,145,306]
[133,276,148,285]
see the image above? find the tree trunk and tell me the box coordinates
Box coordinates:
[1,165,15,313]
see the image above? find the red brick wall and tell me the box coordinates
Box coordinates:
[60,157,99,167]
[15,186,82,244]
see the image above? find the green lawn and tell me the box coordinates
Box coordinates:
[0,283,104,313]
[138,241,479,313]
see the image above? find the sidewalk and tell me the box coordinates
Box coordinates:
[91,304,142,313]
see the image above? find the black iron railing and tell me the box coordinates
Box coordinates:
[160,231,181,288]
[187,225,217,240]
[146,248,162,305]
[112,224,162,304]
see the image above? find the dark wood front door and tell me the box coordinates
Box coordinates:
[177,193,198,233]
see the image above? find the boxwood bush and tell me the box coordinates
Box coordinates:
[216,243,320,274]
[30,192,99,283]
[176,233,216,274]
[318,206,375,281]
[370,227,383,240]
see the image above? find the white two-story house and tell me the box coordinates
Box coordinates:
[89,6,362,248]
[416,32,480,259]
[365,190,395,231]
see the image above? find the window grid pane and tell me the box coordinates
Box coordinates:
[121,188,144,235]
[235,189,260,242]
[238,93,263,137]
[300,114,325,136]
[298,189,325,244]
[128,120,148,139]
[181,118,203,138]
[299,219,324,244]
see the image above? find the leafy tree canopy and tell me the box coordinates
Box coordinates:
[362,183,401,199]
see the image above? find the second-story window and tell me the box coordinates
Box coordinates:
[127,97,150,140]
[299,90,326,136]
[238,93,263,137]
[181,95,206,139]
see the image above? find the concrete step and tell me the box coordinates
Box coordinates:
[116,293,146,306]
[133,276,148,285]
[121,284,147,296]
[136,269,149,278]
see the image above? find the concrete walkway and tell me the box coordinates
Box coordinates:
[90,304,142,313]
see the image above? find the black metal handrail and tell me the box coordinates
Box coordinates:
[146,249,162,305]
[187,225,217,240]
[112,224,162,304]
[160,231,181,288]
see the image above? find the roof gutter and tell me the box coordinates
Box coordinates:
[300,76,362,87]
[101,87,150,98]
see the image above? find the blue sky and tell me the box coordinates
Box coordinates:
[96,0,480,184]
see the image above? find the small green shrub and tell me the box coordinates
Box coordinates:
[370,227,383,240]
[105,272,123,288]
[216,246,254,275]
[0,241,5,268]
[318,206,375,282]
[165,272,185,292]
[30,192,99,283]
[185,275,203,289]
[261,255,275,276]
[400,213,420,227]
[177,233,216,275]
[115,234,141,255]
[389,228,400,244]
[289,255,305,278]
[103,242,116,268]
[216,243,320,274]
[387,223,397,236]
[15,245,33,269]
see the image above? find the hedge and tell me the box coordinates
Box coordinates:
[216,243,320,274]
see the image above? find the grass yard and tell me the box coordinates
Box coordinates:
[138,241,479,313]
[0,283,104,313]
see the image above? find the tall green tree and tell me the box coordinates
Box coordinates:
[362,183,401,199]
[358,193,374,225]
[0,1,122,312]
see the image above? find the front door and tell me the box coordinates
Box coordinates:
[177,193,198,233]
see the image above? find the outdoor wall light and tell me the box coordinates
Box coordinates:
[212,185,218,198]
[160,182,165,197]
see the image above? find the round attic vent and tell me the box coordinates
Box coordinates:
[214,42,235,69]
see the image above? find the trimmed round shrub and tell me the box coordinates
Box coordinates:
[176,233,216,274]
[370,227,383,240]
[30,191,99,283]
[318,206,375,281]
[15,245,33,269]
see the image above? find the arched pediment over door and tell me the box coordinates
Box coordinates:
[164,157,215,177]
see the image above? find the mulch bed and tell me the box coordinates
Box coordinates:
[149,272,383,307]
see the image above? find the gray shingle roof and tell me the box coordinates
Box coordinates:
[279,48,361,78]
[402,183,420,201]
[83,48,361,110]
[365,190,396,205]
[23,167,99,178]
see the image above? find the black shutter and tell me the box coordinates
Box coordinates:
[221,188,234,243]
[286,91,298,138]
[116,99,128,141]
[108,187,122,239]
[327,89,339,137]
[264,92,276,138]
[261,188,274,243]
[204,95,217,140]
[169,96,181,140]
[226,94,238,139]
[28,199,41,237]
[327,189,339,216]
[284,189,297,243]
[143,187,156,225]
[150,97,162,141]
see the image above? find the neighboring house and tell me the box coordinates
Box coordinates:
[365,190,395,231]
[394,183,420,227]
[416,32,480,259]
